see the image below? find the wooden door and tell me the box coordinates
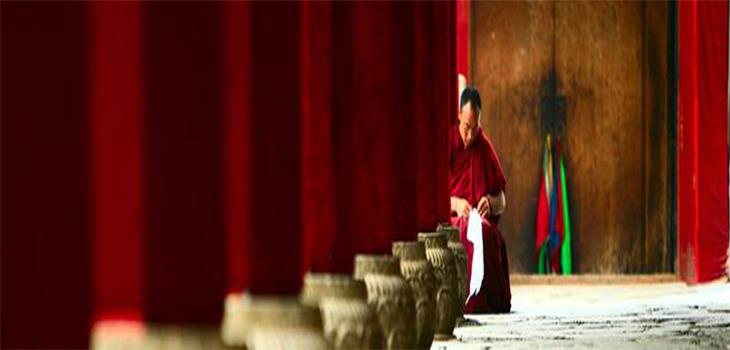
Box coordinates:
[471,1,674,273]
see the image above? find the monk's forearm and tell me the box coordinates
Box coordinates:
[488,191,506,216]
[450,196,461,214]
[451,196,471,217]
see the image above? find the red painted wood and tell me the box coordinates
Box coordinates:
[90,0,144,321]
[300,1,337,273]
[144,2,226,322]
[248,2,304,294]
[678,0,729,283]
[224,0,252,294]
[2,2,91,347]
[457,0,470,78]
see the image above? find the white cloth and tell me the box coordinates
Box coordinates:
[466,208,484,301]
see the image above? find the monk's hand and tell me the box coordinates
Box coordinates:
[451,197,472,218]
[477,196,491,218]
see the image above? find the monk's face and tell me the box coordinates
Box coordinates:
[458,102,480,148]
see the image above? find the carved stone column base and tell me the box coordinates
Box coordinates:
[392,241,437,349]
[221,293,329,349]
[418,232,457,339]
[354,254,417,349]
[301,272,382,349]
[221,292,248,347]
[438,224,469,326]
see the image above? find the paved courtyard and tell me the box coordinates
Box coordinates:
[435,281,730,349]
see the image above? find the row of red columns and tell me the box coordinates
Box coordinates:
[89,0,455,324]
[300,1,455,275]
[2,1,455,348]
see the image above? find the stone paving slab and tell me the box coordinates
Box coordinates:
[433,282,730,349]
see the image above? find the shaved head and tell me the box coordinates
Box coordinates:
[458,87,482,148]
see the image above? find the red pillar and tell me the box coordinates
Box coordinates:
[437,0,458,220]
[678,0,700,284]
[415,1,454,231]
[301,1,337,273]
[144,2,226,322]
[1,2,91,347]
[224,0,252,295]
[223,1,307,295]
[678,0,729,283]
[247,2,304,294]
[90,0,144,321]
[456,0,470,79]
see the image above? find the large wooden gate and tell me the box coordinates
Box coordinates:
[471,1,675,274]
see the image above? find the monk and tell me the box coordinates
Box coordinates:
[449,87,511,313]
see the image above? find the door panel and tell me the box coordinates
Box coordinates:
[472,1,672,273]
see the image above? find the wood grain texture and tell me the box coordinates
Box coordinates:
[472,1,671,273]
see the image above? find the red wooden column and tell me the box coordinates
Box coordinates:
[678,0,729,284]
[388,2,419,242]
[144,2,226,322]
[224,0,252,294]
[247,1,304,294]
[436,0,458,221]
[224,1,307,295]
[678,0,700,284]
[456,0,470,80]
[300,0,338,273]
[693,0,729,283]
[414,1,453,231]
[343,2,412,254]
[90,0,144,321]
[1,2,91,348]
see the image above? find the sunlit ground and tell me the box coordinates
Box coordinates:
[438,279,730,349]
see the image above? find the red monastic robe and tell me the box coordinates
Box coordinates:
[449,125,511,314]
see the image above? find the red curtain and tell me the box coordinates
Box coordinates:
[678,0,729,284]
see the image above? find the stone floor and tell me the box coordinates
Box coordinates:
[435,281,730,349]
[92,279,730,349]
[91,322,224,350]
